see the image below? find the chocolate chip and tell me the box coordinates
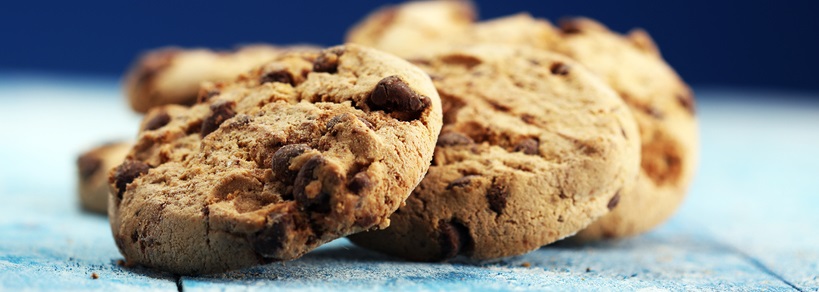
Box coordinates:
[271,144,311,183]
[200,100,236,137]
[486,178,509,214]
[368,75,430,118]
[313,47,344,73]
[446,175,478,190]
[229,114,251,127]
[260,70,294,86]
[437,220,473,260]
[646,106,664,119]
[677,93,696,115]
[112,160,150,199]
[144,111,171,131]
[559,19,583,34]
[197,89,220,103]
[436,132,474,147]
[326,113,374,132]
[354,214,377,227]
[550,62,570,76]
[77,154,102,180]
[607,191,621,210]
[513,138,539,155]
[249,214,292,257]
[293,155,331,213]
[136,49,178,84]
[347,171,371,194]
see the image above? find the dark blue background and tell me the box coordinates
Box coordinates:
[2,1,817,91]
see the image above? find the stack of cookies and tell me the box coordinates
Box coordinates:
[76,1,698,275]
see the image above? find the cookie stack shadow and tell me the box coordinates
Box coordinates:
[75,0,697,275]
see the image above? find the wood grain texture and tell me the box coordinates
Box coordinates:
[0,78,816,291]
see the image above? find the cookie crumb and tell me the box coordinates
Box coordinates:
[91,273,99,279]
[521,262,531,268]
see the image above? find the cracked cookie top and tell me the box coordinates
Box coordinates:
[348,45,640,261]
[109,44,442,274]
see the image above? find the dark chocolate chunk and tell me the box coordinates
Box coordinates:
[368,75,430,117]
[77,154,102,180]
[136,49,178,84]
[197,89,220,103]
[326,113,374,132]
[200,100,236,137]
[446,175,478,190]
[559,19,583,34]
[513,138,539,155]
[607,191,621,210]
[550,62,570,76]
[112,160,150,199]
[347,171,371,194]
[313,47,344,73]
[271,144,311,183]
[249,214,293,257]
[436,132,474,147]
[646,106,664,119]
[436,220,473,260]
[293,155,331,212]
[144,111,171,131]
[259,70,294,86]
[486,178,509,214]
[354,214,377,228]
[677,93,696,115]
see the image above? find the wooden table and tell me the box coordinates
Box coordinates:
[1,75,817,291]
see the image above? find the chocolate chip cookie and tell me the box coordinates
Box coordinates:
[555,18,698,240]
[348,45,640,261]
[77,141,132,214]
[347,0,476,58]
[347,3,698,240]
[109,44,442,274]
[124,44,318,113]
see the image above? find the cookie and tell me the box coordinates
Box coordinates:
[347,4,698,240]
[124,44,318,113]
[555,18,698,240]
[348,45,640,261]
[109,44,443,274]
[347,0,476,59]
[77,141,132,214]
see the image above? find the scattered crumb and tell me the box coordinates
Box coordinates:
[91,273,99,279]
[586,267,591,272]
[521,262,531,268]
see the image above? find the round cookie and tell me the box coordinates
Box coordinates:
[346,0,476,58]
[555,18,699,240]
[124,44,318,113]
[109,44,442,274]
[348,45,640,261]
[77,141,132,214]
[347,3,698,240]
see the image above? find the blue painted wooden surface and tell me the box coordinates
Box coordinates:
[1,76,817,291]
